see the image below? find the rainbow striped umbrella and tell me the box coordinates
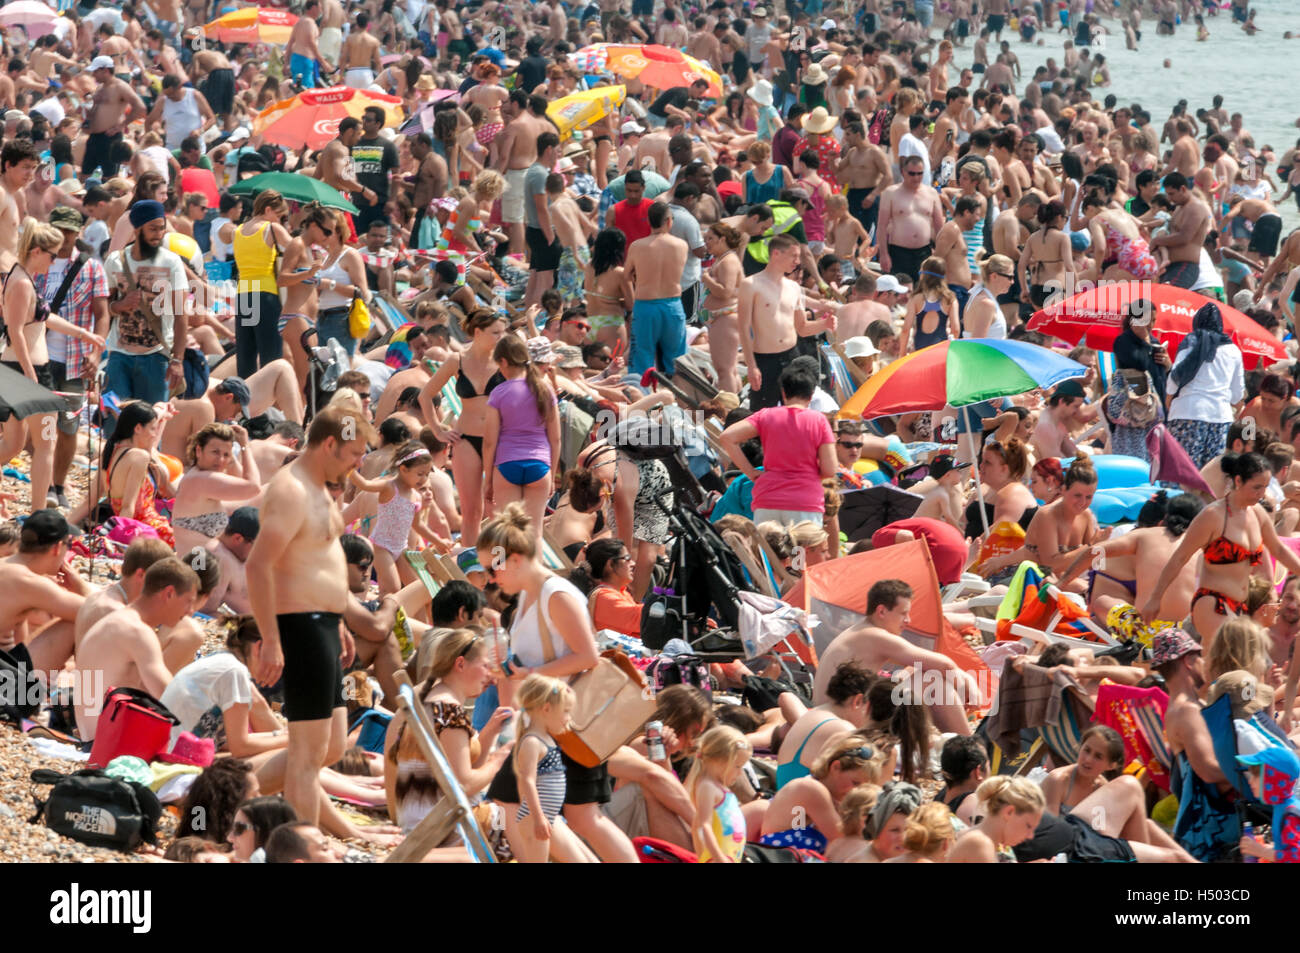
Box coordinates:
[839,338,1086,419]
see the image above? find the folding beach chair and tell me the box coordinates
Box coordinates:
[720,529,779,598]
[1094,680,1173,792]
[1204,692,1295,827]
[403,550,443,600]
[542,530,574,572]
[984,660,1094,769]
[942,573,993,604]
[821,342,858,405]
[436,553,469,583]
[993,563,1116,646]
[384,671,496,863]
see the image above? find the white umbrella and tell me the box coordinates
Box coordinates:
[0,0,59,37]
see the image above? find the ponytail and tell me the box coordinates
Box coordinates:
[493,333,552,420]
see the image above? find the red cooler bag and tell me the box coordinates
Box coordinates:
[88,687,179,768]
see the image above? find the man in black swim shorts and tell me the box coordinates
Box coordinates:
[247,403,378,829]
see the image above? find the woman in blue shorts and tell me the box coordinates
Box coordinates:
[482,333,560,536]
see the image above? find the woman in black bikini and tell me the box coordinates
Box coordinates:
[0,219,105,512]
[417,308,507,548]
[1142,451,1300,647]
[1017,199,1074,310]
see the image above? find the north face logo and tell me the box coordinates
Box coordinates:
[67,806,116,836]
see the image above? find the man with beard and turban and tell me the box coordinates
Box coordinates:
[104,200,190,404]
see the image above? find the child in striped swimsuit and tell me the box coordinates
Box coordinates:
[512,674,576,864]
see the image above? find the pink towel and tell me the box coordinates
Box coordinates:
[1146,424,1215,496]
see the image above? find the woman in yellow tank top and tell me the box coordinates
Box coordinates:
[233,190,292,377]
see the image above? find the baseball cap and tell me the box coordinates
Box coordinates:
[457,548,486,577]
[621,119,645,135]
[1150,629,1201,668]
[226,126,250,144]
[876,275,907,293]
[821,18,836,29]
[214,376,251,412]
[90,55,115,72]
[225,506,260,541]
[21,508,71,547]
[843,336,879,359]
[48,206,83,232]
[928,455,971,480]
[1236,745,1300,778]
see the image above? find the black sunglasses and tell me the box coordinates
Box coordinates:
[352,556,373,571]
[838,441,863,449]
[231,820,251,836]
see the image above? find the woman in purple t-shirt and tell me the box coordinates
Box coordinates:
[718,357,837,526]
[483,334,560,535]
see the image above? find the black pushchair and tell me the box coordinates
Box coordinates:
[609,415,751,653]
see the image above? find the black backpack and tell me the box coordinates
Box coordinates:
[30,768,163,852]
[0,647,42,724]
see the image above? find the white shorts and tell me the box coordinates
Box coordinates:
[752,508,824,527]
[344,67,376,89]
[319,26,343,64]
[501,167,528,224]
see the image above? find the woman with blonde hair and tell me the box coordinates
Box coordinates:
[823,783,882,862]
[948,776,1045,862]
[171,421,261,556]
[232,189,291,376]
[385,629,513,835]
[314,207,370,357]
[443,169,505,256]
[743,140,793,205]
[760,733,884,854]
[883,802,957,863]
[1,218,104,510]
[964,253,1014,339]
[479,503,636,862]
[1205,617,1272,684]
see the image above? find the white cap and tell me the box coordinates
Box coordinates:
[621,119,644,135]
[90,55,115,72]
[876,275,907,293]
[821,18,836,29]
[843,336,879,359]
[226,126,250,144]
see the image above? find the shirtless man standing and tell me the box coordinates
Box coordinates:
[494,90,544,256]
[1152,172,1212,289]
[625,203,690,376]
[935,194,981,313]
[319,0,346,68]
[286,0,333,90]
[838,121,891,240]
[813,579,976,735]
[877,155,946,283]
[81,56,147,179]
[339,11,383,90]
[314,118,369,203]
[74,559,198,741]
[0,511,92,694]
[246,404,376,825]
[0,139,38,262]
[190,44,236,119]
[739,234,837,410]
[834,273,893,342]
[407,133,448,245]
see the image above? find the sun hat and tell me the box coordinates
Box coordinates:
[155,732,216,768]
[527,336,556,364]
[557,156,577,173]
[752,5,768,17]
[1150,629,1201,668]
[554,344,585,368]
[802,63,830,86]
[843,336,879,359]
[801,105,836,133]
[415,74,437,91]
[563,141,589,158]
[48,206,83,232]
[747,78,773,107]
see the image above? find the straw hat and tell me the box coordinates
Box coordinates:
[415,74,437,91]
[801,106,836,134]
[747,78,773,107]
[802,62,829,86]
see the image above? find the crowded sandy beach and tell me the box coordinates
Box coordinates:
[0,0,1295,873]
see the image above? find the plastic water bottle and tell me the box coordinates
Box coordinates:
[1242,823,1260,863]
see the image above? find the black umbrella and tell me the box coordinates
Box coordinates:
[838,484,925,542]
[0,363,67,420]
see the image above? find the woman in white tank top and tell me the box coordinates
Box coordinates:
[478,503,638,863]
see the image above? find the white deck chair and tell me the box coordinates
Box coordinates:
[942,572,992,603]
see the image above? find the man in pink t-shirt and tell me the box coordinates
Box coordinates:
[719,358,836,525]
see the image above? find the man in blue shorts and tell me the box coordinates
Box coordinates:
[625,203,690,376]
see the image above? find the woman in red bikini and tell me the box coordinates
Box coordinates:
[1141,451,1300,650]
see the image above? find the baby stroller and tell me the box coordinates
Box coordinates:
[609,415,752,652]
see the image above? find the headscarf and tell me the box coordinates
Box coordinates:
[128,200,166,228]
[868,781,923,839]
[1170,302,1232,390]
[1114,301,1167,405]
